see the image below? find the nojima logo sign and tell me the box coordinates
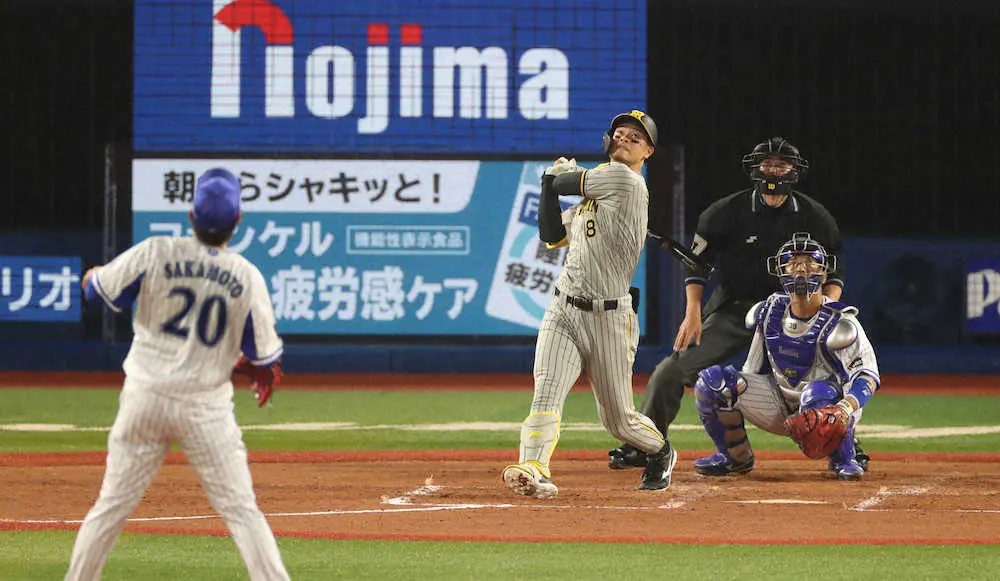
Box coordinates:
[134,0,646,153]
[211,1,568,131]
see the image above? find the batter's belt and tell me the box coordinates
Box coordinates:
[554,287,620,312]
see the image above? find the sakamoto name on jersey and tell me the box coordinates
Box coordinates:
[164,260,245,299]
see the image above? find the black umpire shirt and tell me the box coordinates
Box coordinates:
[685,188,843,317]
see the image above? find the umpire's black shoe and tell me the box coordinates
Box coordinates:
[638,442,678,491]
[608,444,647,470]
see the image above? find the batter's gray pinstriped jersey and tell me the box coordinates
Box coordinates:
[92,236,281,402]
[514,158,665,473]
[554,162,648,299]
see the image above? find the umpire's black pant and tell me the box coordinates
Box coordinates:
[640,304,756,436]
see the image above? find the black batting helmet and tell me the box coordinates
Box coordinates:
[742,137,809,196]
[603,110,658,155]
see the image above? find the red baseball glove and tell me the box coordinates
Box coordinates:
[232,355,283,407]
[784,405,850,459]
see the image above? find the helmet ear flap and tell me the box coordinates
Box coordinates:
[602,129,613,155]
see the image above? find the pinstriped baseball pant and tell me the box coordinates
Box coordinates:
[65,380,289,581]
[531,298,665,454]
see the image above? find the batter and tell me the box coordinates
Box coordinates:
[502,110,677,497]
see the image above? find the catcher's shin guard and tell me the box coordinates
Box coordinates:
[518,412,560,477]
[692,409,755,476]
[694,370,753,474]
[828,424,864,481]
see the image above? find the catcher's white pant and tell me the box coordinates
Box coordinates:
[65,379,289,581]
[735,373,864,435]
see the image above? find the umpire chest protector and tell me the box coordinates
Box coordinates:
[753,295,856,396]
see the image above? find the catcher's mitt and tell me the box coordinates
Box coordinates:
[784,406,850,459]
[232,356,283,407]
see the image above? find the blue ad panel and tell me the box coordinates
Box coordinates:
[965,257,1000,334]
[0,256,82,322]
[133,160,647,336]
[134,0,646,153]
[833,238,1000,345]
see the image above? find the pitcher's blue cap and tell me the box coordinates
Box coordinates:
[192,168,241,233]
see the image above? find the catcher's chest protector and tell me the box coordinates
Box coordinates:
[761,296,842,392]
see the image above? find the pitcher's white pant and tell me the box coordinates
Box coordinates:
[522,297,664,472]
[65,379,289,581]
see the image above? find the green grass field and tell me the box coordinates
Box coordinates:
[2,387,999,580]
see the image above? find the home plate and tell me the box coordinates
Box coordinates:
[725,499,830,505]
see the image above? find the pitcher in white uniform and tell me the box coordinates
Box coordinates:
[66,168,290,580]
[502,110,677,497]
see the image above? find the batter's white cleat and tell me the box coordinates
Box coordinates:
[502,463,559,499]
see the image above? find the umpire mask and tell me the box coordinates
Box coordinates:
[742,137,809,197]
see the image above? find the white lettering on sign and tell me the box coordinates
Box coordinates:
[967,268,1000,319]
[209,0,570,133]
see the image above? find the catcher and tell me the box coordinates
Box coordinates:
[692,233,879,481]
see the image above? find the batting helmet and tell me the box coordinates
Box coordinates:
[742,136,809,196]
[603,110,658,155]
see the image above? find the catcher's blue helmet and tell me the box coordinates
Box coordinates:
[767,233,835,297]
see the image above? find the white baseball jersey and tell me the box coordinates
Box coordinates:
[735,294,880,435]
[68,234,290,581]
[742,294,880,396]
[554,162,648,299]
[92,236,281,401]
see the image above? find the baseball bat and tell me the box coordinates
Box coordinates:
[647,230,715,275]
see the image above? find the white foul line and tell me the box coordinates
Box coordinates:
[0,500,684,528]
[0,505,494,526]
[7,482,998,528]
[0,479,686,528]
[847,508,1000,514]
[850,486,931,511]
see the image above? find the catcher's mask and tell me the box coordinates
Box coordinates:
[742,136,808,197]
[603,110,657,155]
[767,233,835,298]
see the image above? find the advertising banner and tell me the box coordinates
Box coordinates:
[966,258,1000,334]
[133,159,648,335]
[0,256,82,322]
[134,0,646,154]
